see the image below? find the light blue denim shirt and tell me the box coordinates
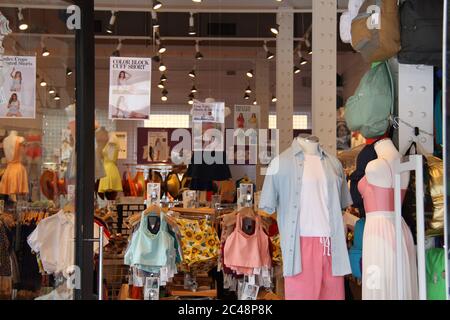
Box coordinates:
[259,140,352,277]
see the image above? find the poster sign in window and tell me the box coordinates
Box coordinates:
[192,101,225,151]
[0,56,36,119]
[108,57,151,120]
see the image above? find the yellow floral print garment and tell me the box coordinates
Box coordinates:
[175,218,220,273]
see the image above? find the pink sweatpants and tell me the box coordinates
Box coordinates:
[284,237,344,300]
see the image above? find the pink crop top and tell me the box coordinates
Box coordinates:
[223,212,271,275]
[358,159,406,213]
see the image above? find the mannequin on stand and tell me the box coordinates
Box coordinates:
[95,126,108,181]
[359,138,418,300]
[260,134,352,300]
[98,132,123,200]
[0,130,29,200]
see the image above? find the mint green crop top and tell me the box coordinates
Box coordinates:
[124,212,174,271]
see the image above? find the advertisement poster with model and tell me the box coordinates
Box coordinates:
[0,56,36,119]
[234,104,259,130]
[192,101,225,151]
[108,57,151,120]
[148,131,169,162]
[113,131,128,159]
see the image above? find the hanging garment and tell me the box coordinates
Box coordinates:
[98,144,123,193]
[185,151,232,191]
[427,156,444,234]
[426,248,446,300]
[124,212,174,271]
[134,171,146,197]
[0,220,11,276]
[223,212,271,275]
[351,0,401,63]
[0,139,29,195]
[358,162,418,300]
[398,0,447,66]
[175,217,220,273]
[122,170,137,197]
[27,210,75,275]
[284,237,344,300]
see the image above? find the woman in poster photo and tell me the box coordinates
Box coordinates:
[153,138,163,161]
[248,113,258,129]
[10,68,22,92]
[114,95,129,118]
[6,93,22,117]
[236,113,245,128]
[117,70,131,87]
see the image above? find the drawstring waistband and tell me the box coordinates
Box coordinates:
[320,237,331,256]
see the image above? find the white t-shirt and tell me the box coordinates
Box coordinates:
[299,154,331,237]
[27,210,109,275]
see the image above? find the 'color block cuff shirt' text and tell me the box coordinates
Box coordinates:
[259,140,352,277]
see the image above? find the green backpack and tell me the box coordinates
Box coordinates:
[345,61,394,138]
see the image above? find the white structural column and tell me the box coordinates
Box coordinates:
[256,49,271,190]
[276,7,294,153]
[312,0,337,154]
[398,64,434,154]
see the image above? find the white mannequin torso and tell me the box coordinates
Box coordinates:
[106,133,119,160]
[365,138,409,189]
[96,127,109,159]
[3,131,24,161]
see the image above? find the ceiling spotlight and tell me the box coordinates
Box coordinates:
[112,39,122,57]
[160,74,167,82]
[195,41,203,60]
[244,93,250,100]
[192,0,202,2]
[151,11,160,29]
[54,94,61,101]
[42,47,50,57]
[66,67,73,76]
[40,79,47,87]
[188,94,195,105]
[17,8,28,31]
[300,57,308,65]
[253,100,258,106]
[157,81,165,89]
[161,95,168,102]
[270,24,279,35]
[263,41,275,60]
[246,69,254,78]
[159,61,166,72]
[106,11,116,34]
[271,95,277,103]
[245,86,252,94]
[152,0,163,10]
[308,49,312,55]
[188,12,196,36]
[294,66,301,74]
[152,55,161,63]
[48,88,56,95]
[188,69,196,78]
[191,85,198,93]
[158,43,166,54]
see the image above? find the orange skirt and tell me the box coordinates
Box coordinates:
[0,163,29,195]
